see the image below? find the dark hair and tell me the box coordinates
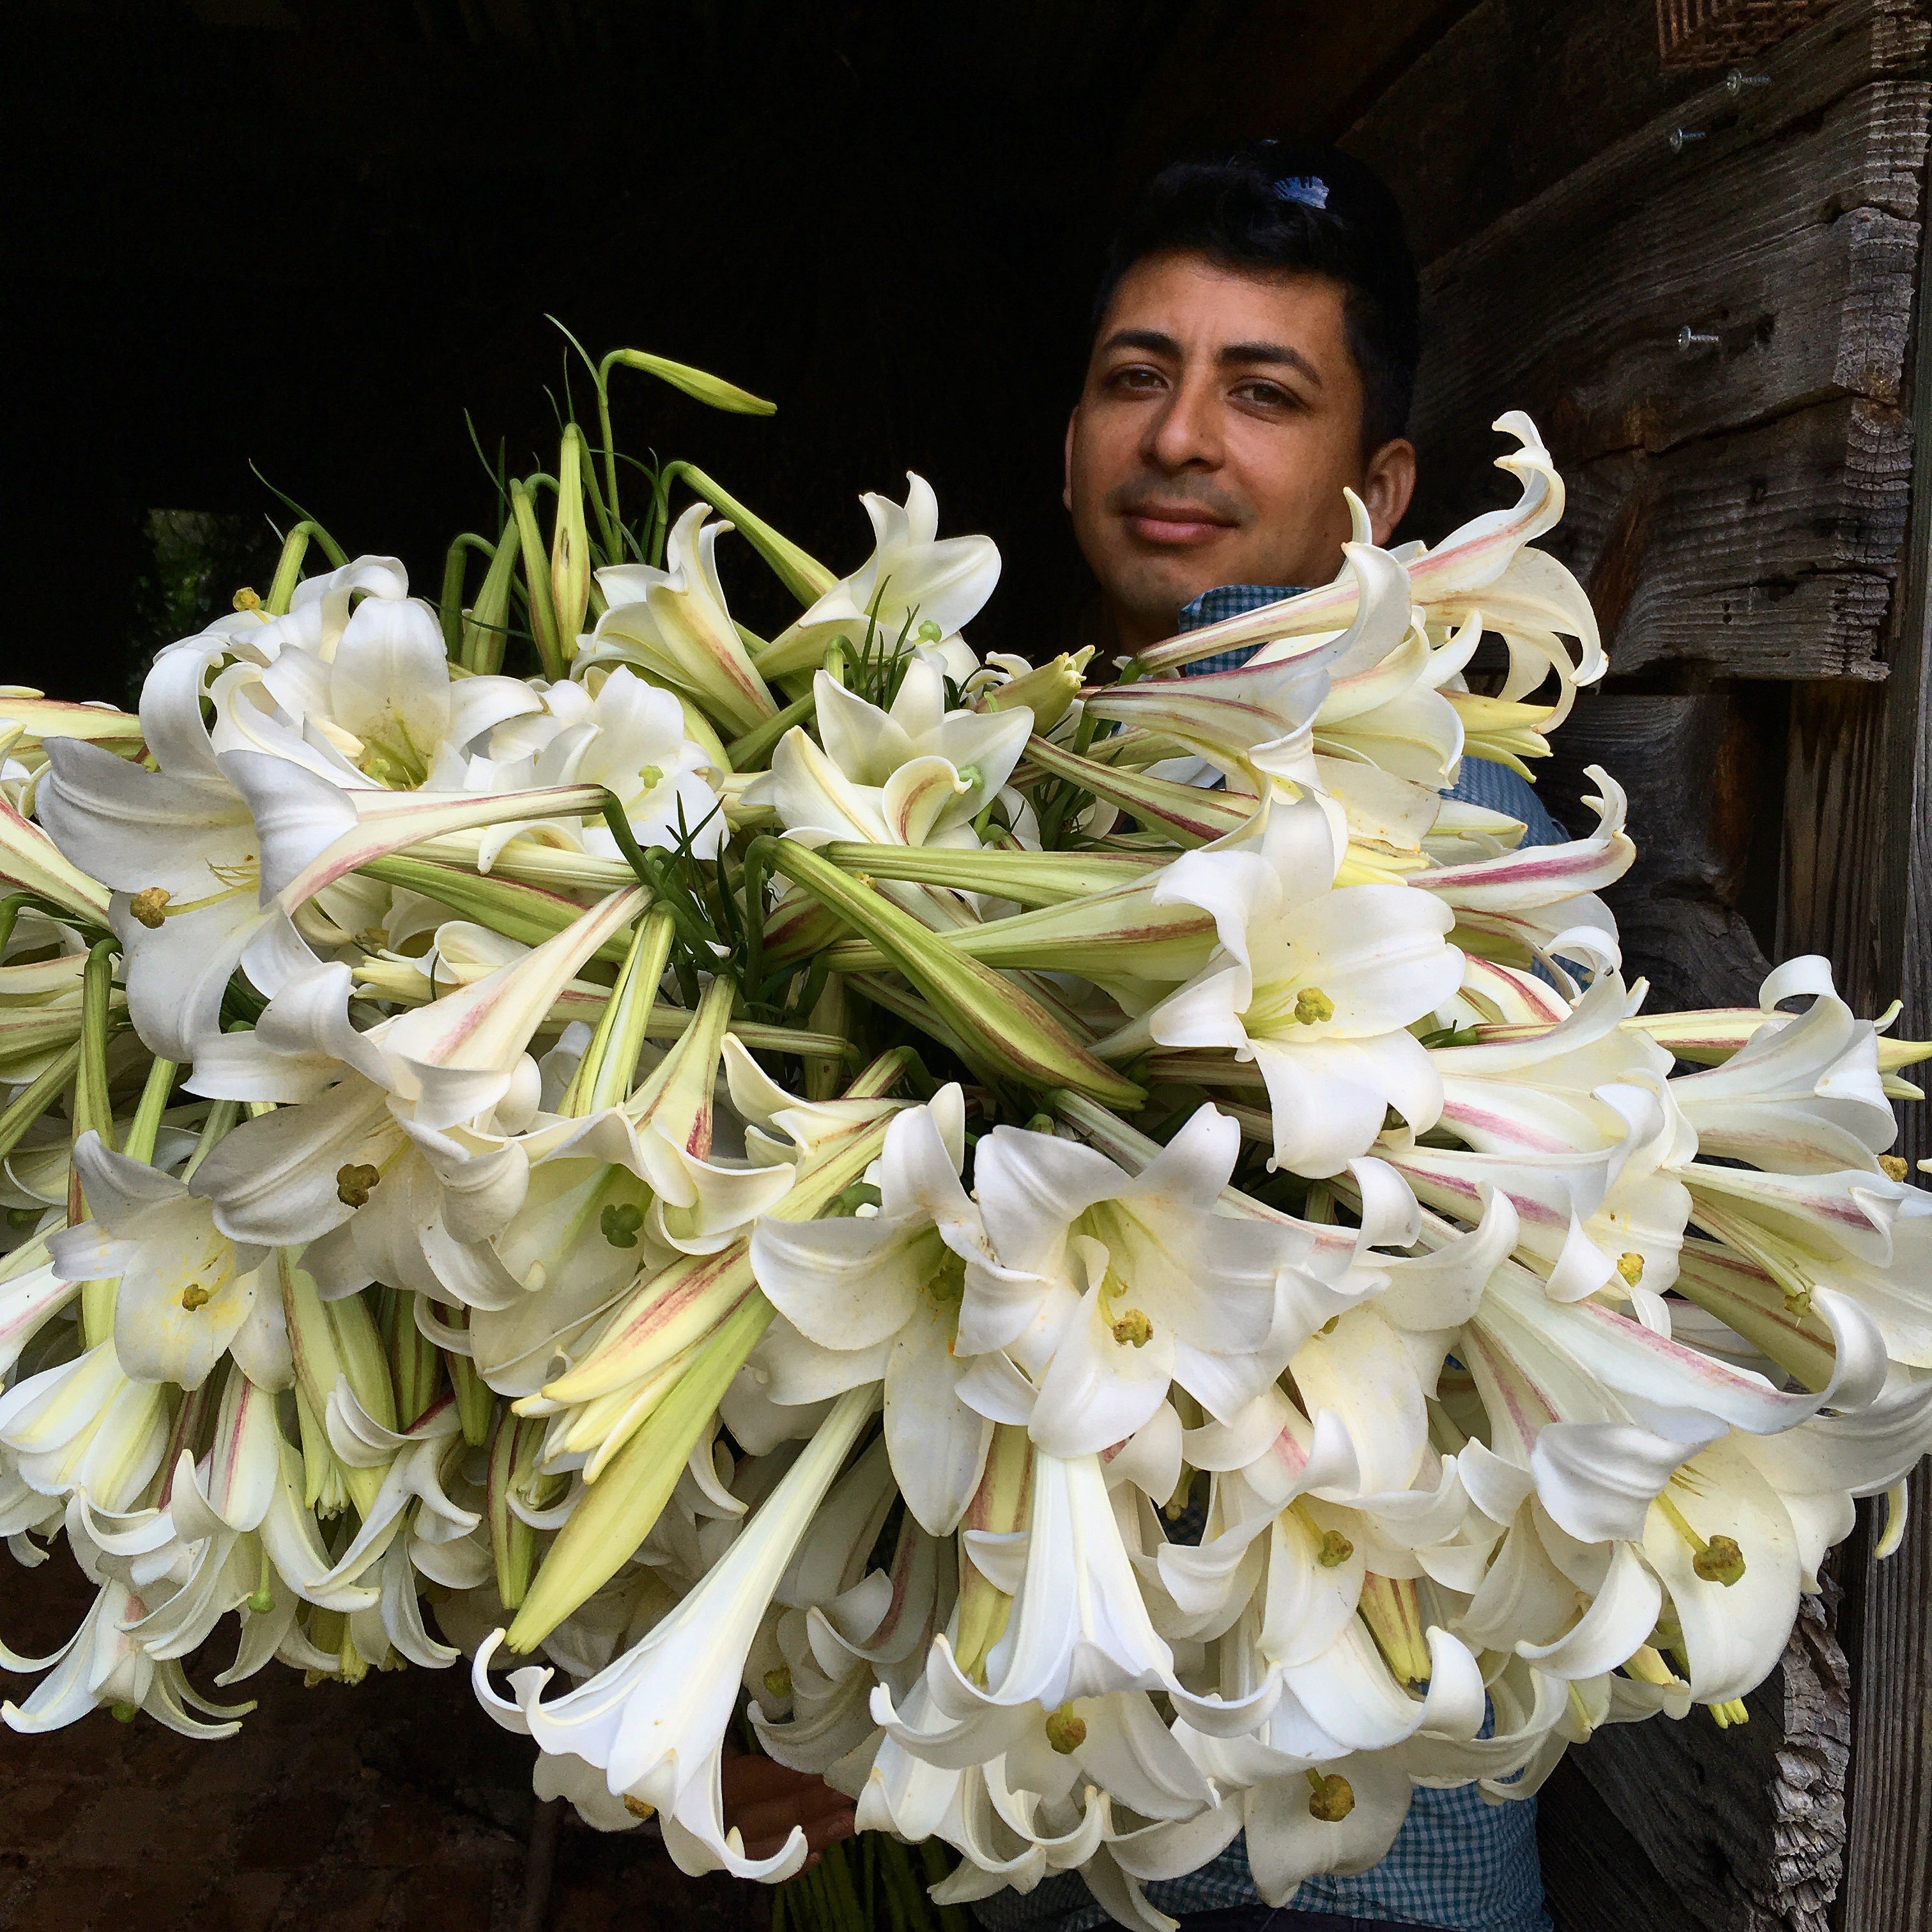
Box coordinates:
[1093,141,1422,454]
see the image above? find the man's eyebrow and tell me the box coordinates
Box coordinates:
[1096,328,1182,359]
[1216,341,1321,385]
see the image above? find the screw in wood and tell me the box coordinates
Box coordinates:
[1724,69,1772,96]
[1677,326,1721,351]
[1668,126,1707,154]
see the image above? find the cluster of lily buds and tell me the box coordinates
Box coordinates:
[2,358,1929,1932]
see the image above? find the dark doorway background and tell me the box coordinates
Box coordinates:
[4,0,1473,705]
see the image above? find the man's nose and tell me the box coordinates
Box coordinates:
[1142,370,1223,473]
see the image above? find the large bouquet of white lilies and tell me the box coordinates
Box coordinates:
[2,346,1928,1931]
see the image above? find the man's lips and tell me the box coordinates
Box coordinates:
[1120,506,1238,547]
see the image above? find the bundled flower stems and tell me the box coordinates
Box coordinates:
[1,341,1928,1932]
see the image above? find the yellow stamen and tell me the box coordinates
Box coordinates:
[1317,1528,1354,1568]
[1616,1251,1645,1285]
[1294,986,1335,1026]
[1111,1308,1153,1347]
[1305,1769,1354,1821]
[762,1665,792,1701]
[129,887,171,929]
[180,1284,212,1312]
[1880,1155,1908,1181]
[335,1162,383,1208]
[623,1795,656,1821]
[233,586,262,611]
[1044,1703,1087,1754]
[1708,1698,1751,1728]
[1655,1492,1747,1586]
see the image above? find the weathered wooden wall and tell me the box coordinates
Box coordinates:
[1342,3,1932,1930]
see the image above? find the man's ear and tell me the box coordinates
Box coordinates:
[1062,406,1080,515]
[1361,438,1417,546]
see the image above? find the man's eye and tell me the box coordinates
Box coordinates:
[1234,380,1296,408]
[1108,365,1165,392]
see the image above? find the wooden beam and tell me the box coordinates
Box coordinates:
[1832,13,1932,1913]
[1397,1,1929,679]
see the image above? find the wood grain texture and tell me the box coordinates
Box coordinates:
[1549,397,1913,680]
[1544,691,1779,1007]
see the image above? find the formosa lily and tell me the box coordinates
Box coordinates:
[1137,796,1462,1176]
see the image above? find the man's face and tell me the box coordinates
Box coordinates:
[1064,250,1414,654]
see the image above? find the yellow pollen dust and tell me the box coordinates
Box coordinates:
[180,1284,212,1312]
[1305,1769,1354,1821]
[1294,986,1335,1026]
[129,887,172,929]
[1317,1528,1354,1568]
[1111,1308,1154,1348]
[1880,1156,1908,1181]
[1616,1252,1645,1286]
[336,1162,383,1208]
[1044,1704,1087,1755]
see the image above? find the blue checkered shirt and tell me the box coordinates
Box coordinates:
[968,586,1555,1932]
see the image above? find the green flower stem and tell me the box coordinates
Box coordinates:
[0,1041,81,1171]
[120,1055,179,1167]
[264,520,349,617]
[438,533,497,659]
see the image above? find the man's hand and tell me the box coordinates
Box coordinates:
[721,1750,857,1871]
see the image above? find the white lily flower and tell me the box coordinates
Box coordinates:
[760,473,1000,684]
[187,887,643,1308]
[751,1087,1000,1535]
[969,1107,1315,1453]
[745,661,1034,924]
[584,503,779,738]
[49,1131,272,1390]
[1144,797,1462,1176]
[472,666,724,870]
[471,1383,877,1880]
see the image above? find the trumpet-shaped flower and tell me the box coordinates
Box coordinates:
[1144,798,1462,1176]
[473,1384,877,1880]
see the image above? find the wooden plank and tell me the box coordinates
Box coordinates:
[1778,679,1890,1009]
[1414,90,1926,473]
[1548,397,1912,680]
[1538,1753,1699,1932]
[1347,0,1928,268]
[1831,44,1932,1920]
[1542,692,1778,1009]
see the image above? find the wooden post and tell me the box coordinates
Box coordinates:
[1832,43,1932,1917]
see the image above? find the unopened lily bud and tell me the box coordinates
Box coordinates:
[1692,1535,1747,1586]
[1317,1529,1354,1568]
[1307,1770,1354,1822]
[1044,1704,1087,1754]
[606,348,777,417]
[336,1162,382,1208]
[1616,1251,1645,1285]
[129,887,171,929]
[1294,986,1335,1025]
[551,423,591,650]
[1111,1308,1154,1348]
[981,650,1091,733]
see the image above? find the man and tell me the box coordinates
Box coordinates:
[726,142,1561,1931]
